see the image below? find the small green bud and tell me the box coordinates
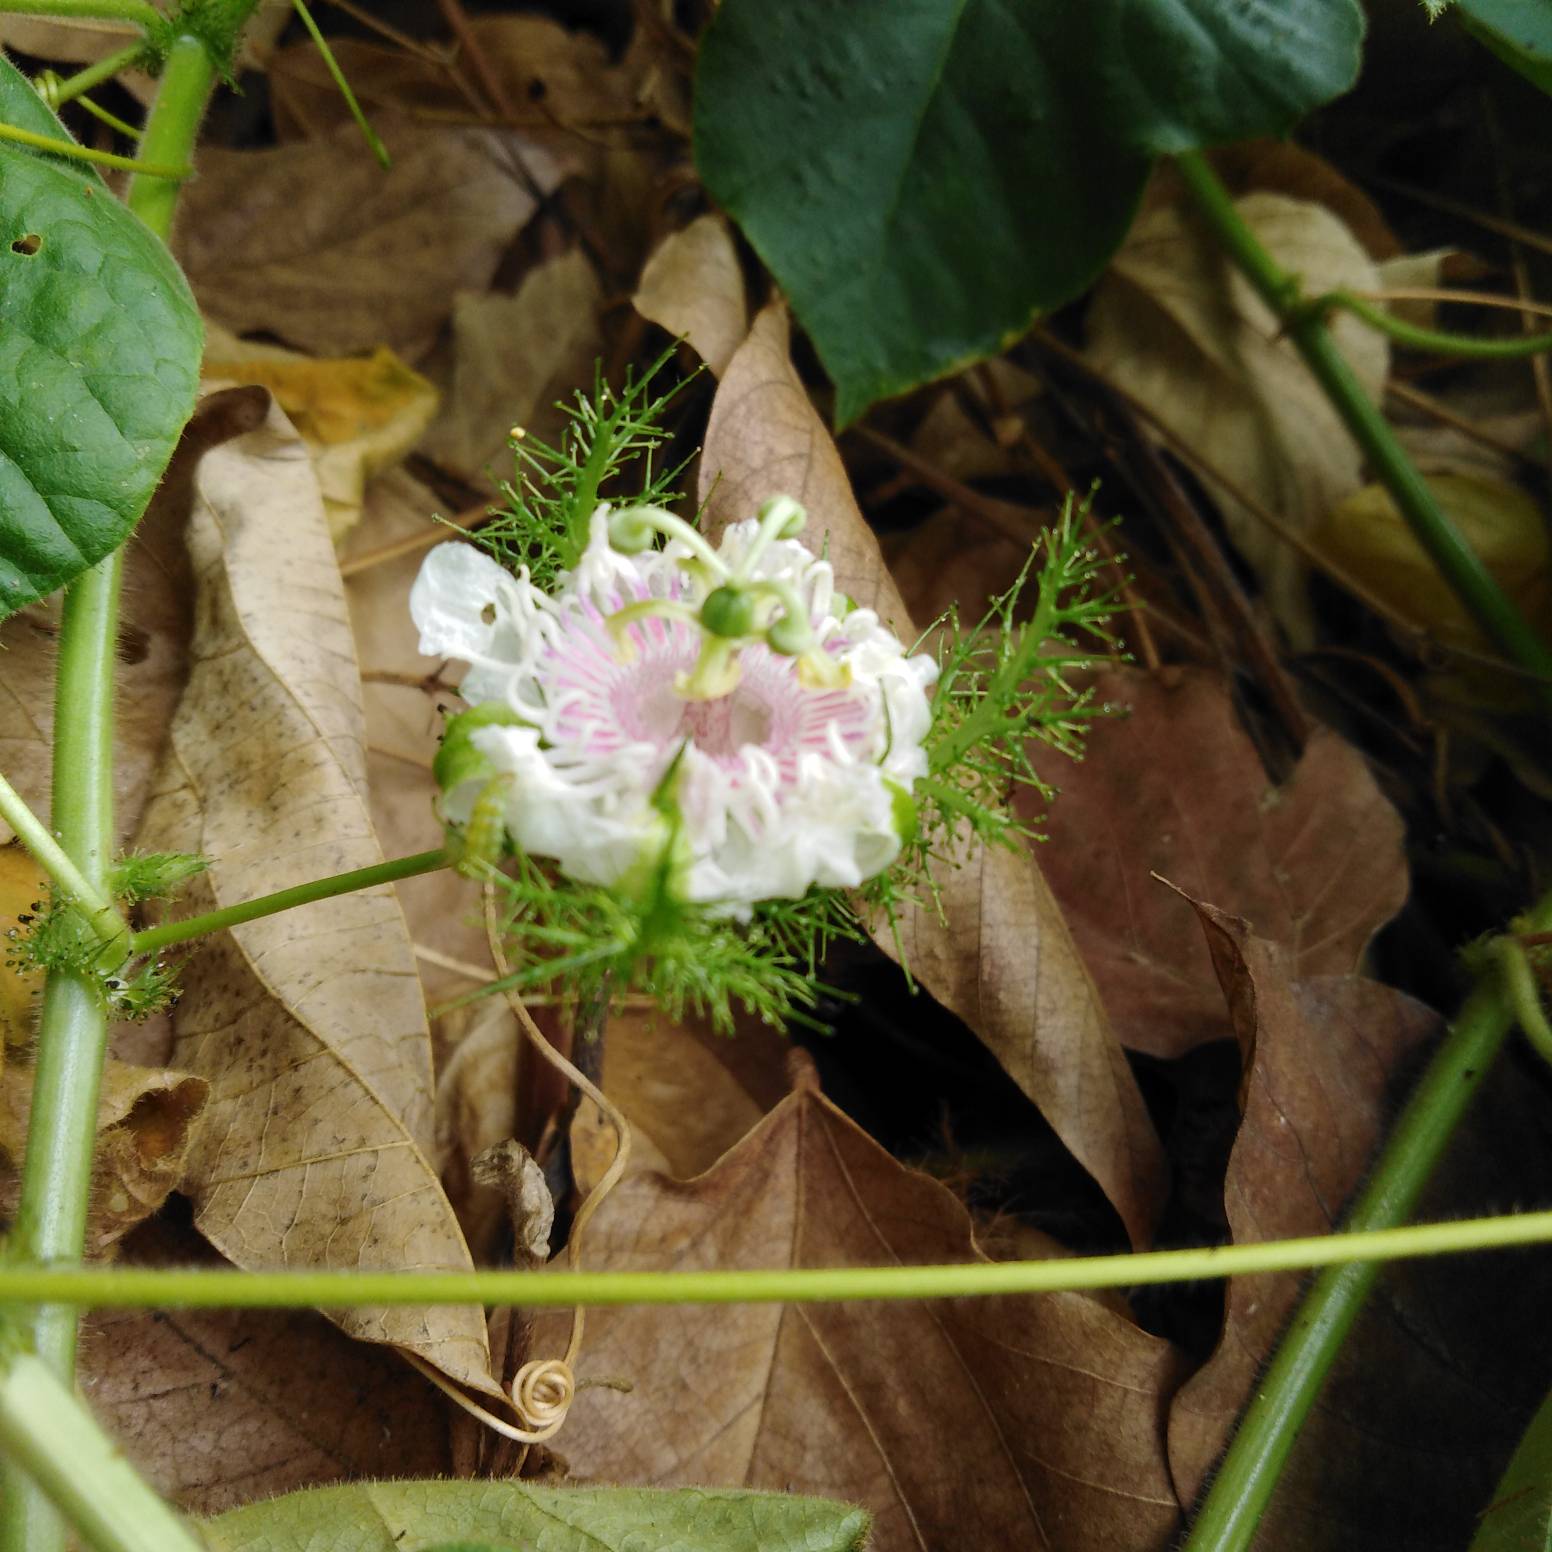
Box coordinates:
[701,586,757,639]
[766,610,813,656]
[433,703,525,793]
[607,508,658,554]
[108,851,208,906]
[758,495,806,540]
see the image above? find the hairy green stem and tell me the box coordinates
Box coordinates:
[1181,900,1552,1552]
[129,847,450,956]
[1,26,240,1551]
[1,558,122,1552]
[1497,934,1552,1069]
[0,0,160,24]
[36,41,147,109]
[1316,288,1552,359]
[0,1208,1548,1309]
[0,118,183,176]
[1174,151,1552,708]
[0,1347,204,1552]
[0,771,126,954]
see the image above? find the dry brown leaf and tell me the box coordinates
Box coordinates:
[1163,901,1552,1548]
[698,303,1165,1246]
[81,1218,451,1516]
[175,116,560,361]
[0,1058,207,1254]
[569,1007,790,1198]
[204,327,439,542]
[633,215,749,378]
[133,393,499,1398]
[268,15,637,156]
[1033,668,1408,1058]
[883,507,1029,629]
[1085,191,1387,638]
[419,250,604,487]
[539,1060,1183,1552]
[340,468,494,1015]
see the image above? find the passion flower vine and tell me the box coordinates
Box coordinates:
[396,361,1120,1032]
[411,498,937,911]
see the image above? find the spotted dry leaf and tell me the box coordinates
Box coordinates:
[133,392,499,1398]
[697,303,1165,1246]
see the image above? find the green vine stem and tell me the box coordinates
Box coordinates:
[0,19,246,1551]
[35,42,147,110]
[129,847,451,956]
[0,558,124,1552]
[0,1206,1548,1308]
[1181,898,1552,1552]
[1173,151,1552,711]
[1495,933,1552,1069]
[0,1343,204,1552]
[0,118,184,177]
[1314,288,1552,359]
[0,771,127,954]
[0,0,160,24]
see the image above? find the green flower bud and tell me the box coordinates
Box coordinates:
[766,610,813,657]
[433,702,526,793]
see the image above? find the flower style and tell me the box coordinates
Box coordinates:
[411,499,938,909]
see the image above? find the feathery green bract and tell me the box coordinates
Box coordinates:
[915,491,1120,856]
[483,851,860,1036]
[476,347,694,592]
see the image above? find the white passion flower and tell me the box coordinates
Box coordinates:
[410,498,938,910]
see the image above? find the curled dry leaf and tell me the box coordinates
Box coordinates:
[1166,898,1552,1549]
[81,1218,451,1516]
[0,1058,207,1254]
[698,302,1165,1246]
[175,116,561,361]
[633,214,749,378]
[204,325,439,542]
[538,1059,1184,1552]
[1085,190,1387,639]
[418,249,604,488]
[133,393,499,1399]
[1033,668,1409,1058]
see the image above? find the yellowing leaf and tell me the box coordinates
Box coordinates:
[0,844,45,1046]
[1317,472,1552,649]
[1085,188,1387,639]
[133,391,500,1400]
[205,329,438,541]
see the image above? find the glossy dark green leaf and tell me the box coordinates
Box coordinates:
[200,1480,871,1552]
[0,53,200,620]
[694,0,1363,425]
[1456,0,1552,96]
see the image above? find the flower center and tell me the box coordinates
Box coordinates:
[678,688,774,758]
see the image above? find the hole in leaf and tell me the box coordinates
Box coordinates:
[10,234,41,256]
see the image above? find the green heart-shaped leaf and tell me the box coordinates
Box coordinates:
[200,1480,871,1552]
[0,52,200,620]
[694,0,1362,425]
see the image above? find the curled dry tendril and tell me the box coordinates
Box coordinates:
[401,881,631,1446]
